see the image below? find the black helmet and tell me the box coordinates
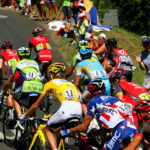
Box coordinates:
[88,79,105,96]
[1,41,13,50]
[106,38,117,47]
[110,69,126,81]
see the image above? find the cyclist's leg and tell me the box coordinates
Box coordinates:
[45,101,82,149]
[104,120,136,150]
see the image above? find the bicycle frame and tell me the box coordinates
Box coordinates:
[58,138,65,150]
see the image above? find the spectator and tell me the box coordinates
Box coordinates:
[85,33,98,51]
[94,33,107,56]
[36,0,46,21]
[47,0,58,21]
[134,36,150,91]
[76,12,88,41]
[70,0,79,23]
[63,0,71,20]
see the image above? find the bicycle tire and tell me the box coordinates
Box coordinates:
[17,132,35,150]
[3,106,20,148]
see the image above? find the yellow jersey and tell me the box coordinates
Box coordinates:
[42,79,80,103]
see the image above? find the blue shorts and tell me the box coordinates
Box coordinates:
[104,120,136,150]
[47,0,56,3]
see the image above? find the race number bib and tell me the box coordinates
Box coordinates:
[36,44,44,51]
[26,71,36,80]
[93,70,102,78]
[120,56,130,63]
[64,89,75,100]
[118,103,132,115]
[139,93,150,100]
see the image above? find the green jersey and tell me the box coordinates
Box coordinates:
[12,59,43,82]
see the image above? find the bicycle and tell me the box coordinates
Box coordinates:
[3,94,38,148]
[21,116,81,150]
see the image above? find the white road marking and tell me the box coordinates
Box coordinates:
[0,131,4,140]
[0,15,8,18]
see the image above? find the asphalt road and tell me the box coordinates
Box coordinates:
[0,8,60,149]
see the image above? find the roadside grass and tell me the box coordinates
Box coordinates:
[34,6,145,85]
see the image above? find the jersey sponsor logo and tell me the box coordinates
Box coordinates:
[107,130,121,149]
[17,61,39,70]
[117,49,128,55]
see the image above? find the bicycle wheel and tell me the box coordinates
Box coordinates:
[3,106,21,148]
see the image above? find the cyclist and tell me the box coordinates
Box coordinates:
[74,47,110,96]
[23,63,82,150]
[0,41,19,106]
[111,69,150,105]
[103,38,133,81]
[29,27,53,76]
[65,40,98,79]
[60,79,138,150]
[4,47,43,119]
[123,101,150,150]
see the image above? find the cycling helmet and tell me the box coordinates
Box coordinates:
[78,40,89,49]
[105,38,117,47]
[1,41,13,50]
[134,101,150,121]
[88,79,105,96]
[79,48,93,55]
[17,47,31,58]
[32,27,43,35]
[142,36,150,45]
[111,69,126,81]
[48,63,66,78]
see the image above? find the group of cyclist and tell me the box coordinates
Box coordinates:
[0,26,150,150]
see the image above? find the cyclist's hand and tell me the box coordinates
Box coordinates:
[18,114,25,120]
[60,129,70,137]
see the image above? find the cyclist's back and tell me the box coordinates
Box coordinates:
[42,78,80,103]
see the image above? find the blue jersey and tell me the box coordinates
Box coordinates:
[76,59,108,80]
[87,94,135,129]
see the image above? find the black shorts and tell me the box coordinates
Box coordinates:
[63,6,72,18]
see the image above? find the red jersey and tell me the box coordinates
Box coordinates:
[0,49,19,74]
[29,35,52,52]
[115,80,150,103]
[104,48,133,71]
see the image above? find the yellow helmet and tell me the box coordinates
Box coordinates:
[48,63,66,78]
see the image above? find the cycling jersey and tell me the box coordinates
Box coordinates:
[115,80,150,103]
[104,48,133,81]
[29,35,52,52]
[42,79,81,103]
[0,49,19,75]
[76,59,110,95]
[87,94,137,150]
[11,59,43,100]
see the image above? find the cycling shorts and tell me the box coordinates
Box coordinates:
[104,120,136,150]
[47,101,82,127]
[14,81,43,100]
[35,50,52,64]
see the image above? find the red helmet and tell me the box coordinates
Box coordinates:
[32,27,43,35]
[1,41,13,50]
[110,69,126,81]
[88,79,105,96]
[134,101,150,121]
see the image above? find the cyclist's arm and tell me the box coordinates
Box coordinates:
[123,134,143,150]
[74,75,81,88]
[102,58,108,71]
[65,65,75,78]
[115,83,123,100]
[25,93,45,117]
[4,74,14,92]
[69,115,93,134]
